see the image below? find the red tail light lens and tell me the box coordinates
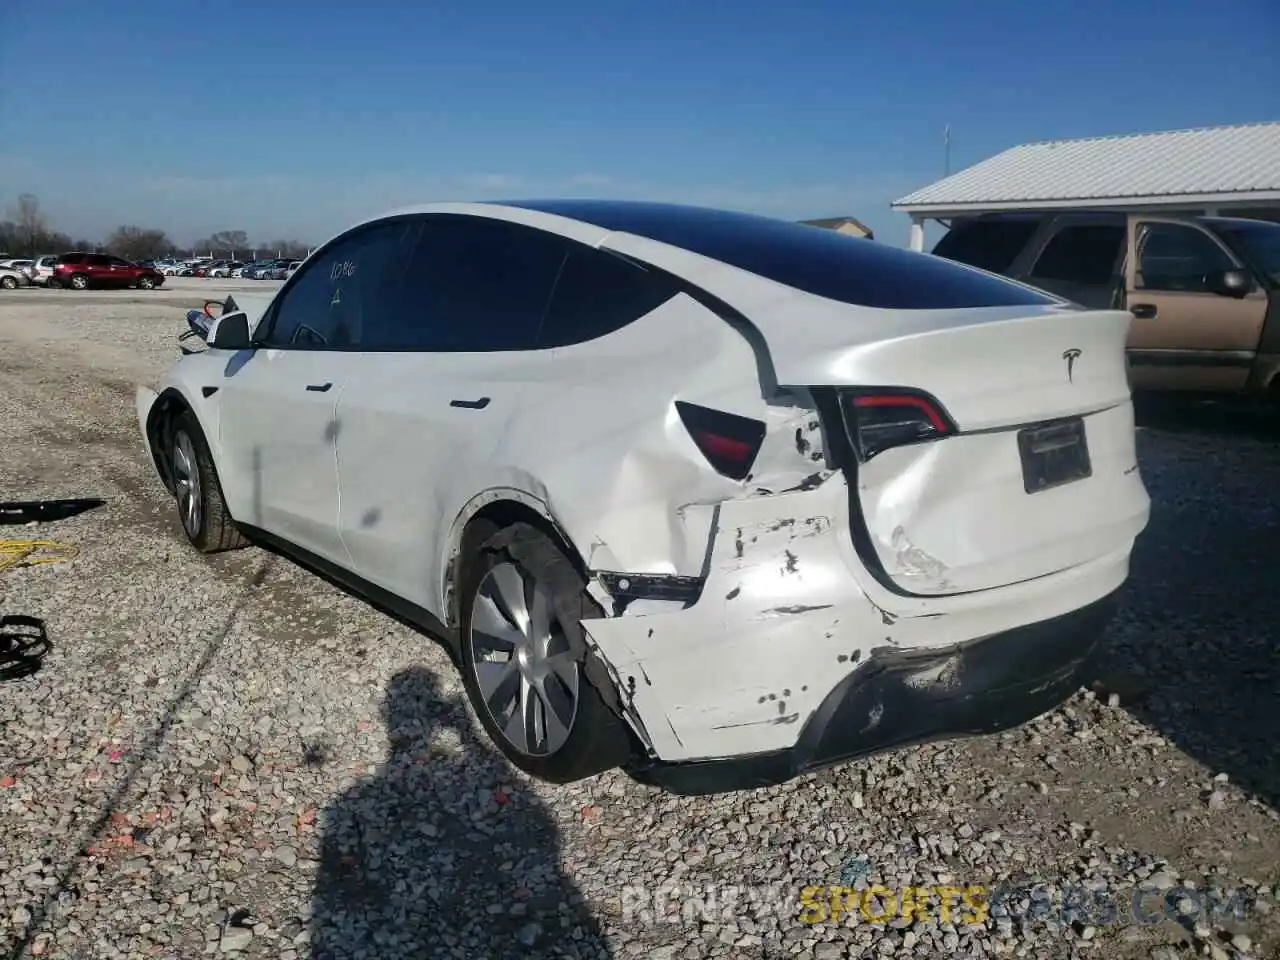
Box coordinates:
[675,401,766,480]
[845,390,954,460]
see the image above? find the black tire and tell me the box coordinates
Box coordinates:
[457,521,635,783]
[168,409,249,553]
[68,273,88,290]
[138,275,155,290]
[1,276,17,290]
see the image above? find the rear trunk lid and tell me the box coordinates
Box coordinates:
[767,301,1149,596]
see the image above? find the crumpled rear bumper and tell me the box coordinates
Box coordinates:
[628,591,1117,795]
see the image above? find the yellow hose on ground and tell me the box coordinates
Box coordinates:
[0,539,79,575]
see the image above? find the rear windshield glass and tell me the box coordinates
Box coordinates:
[509,200,1057,310]
[932,218,1040,274]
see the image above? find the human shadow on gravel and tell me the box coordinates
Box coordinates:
[311,666,612,959]
[1097,404,1280,809]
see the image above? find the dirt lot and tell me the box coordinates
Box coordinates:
[1,284,1277,960]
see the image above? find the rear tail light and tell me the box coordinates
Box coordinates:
[675,400,765,480]
[844,389,955,460]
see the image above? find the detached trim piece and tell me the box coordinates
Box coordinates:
[595,571,705,614]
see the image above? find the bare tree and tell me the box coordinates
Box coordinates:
[14,194,45,252]
[261,239,312,260]
[193,230,250,257]
[105,225,173,262]
[2,194,55,255]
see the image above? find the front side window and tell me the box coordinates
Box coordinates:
[1136,223,1237,293]
[1028,225,1126,285]
[260,220,416,349]
[364,216,567,352]
[1214,222,1280,290]
[85,254,111,267]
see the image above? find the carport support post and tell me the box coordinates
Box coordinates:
[908,216,925,252]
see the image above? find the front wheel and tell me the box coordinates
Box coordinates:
[138,276,155,290]
[457,522,634,783]
[168,410,248,553]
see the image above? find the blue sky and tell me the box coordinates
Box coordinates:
[1,0,1277,247]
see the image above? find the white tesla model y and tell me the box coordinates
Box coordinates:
[136,201,1151,794]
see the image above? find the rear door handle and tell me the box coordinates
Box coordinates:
[450,397,490,409]
[1130,303,1157,319]
[305,382,333,392]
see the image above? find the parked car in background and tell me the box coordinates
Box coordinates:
[136,199,1150,793]
[50,253,165,290]
[931,212,1280,399]
[157,260,184,276]
[23,255,59,286]
[242,260,278,279]
[265,259,300,280]
[209,261,244,278]
[0,266,24,289]
[193,260,229,278]
[0,258,33,271]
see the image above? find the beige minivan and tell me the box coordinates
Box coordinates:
[932,212,1280,397]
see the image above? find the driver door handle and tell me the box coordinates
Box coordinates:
[1130,303,1157,319]
[450,397,490,409]
[305,382,333,392]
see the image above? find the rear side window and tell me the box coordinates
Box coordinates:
[58,254,84,265]
[369,216,567,352]
[537,249,678,348]
[1029,225,1126,285]
[932,219,1039,274]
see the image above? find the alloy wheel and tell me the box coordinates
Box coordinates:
[467,561,580,757]
[171,430,202,538]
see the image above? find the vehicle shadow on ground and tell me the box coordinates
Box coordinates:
[1100,396,1280,808]
[311,666,612,959]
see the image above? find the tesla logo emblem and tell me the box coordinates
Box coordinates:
[1063,348,1082,383]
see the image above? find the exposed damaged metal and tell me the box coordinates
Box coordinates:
[902,654,963,692]
[758,603,833,616]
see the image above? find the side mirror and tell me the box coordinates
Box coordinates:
[209,311,254,350]
[1206,268,1252,298]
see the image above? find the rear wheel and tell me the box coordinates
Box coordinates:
[68,273,88,290]
[168,409,248,553]
[457,521,633,783]
[1,276,16,290]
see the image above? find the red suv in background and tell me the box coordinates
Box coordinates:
[50,253,166,290]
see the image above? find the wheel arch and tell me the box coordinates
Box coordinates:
[145,386,217,492]
[441,489,589,630]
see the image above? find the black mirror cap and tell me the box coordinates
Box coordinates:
[1207,268,1253,298]
[209,312,254,350]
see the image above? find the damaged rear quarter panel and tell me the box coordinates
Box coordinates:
[580,475,888,760]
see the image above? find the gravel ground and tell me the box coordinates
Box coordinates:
[1,286,1277,960]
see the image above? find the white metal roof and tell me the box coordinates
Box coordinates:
[893,121,1280,215]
